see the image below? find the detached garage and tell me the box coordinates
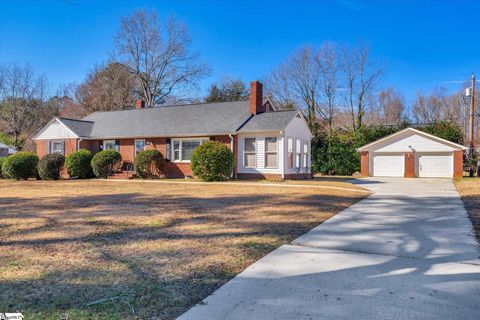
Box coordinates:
[358,128,466,178]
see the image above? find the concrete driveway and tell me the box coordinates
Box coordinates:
[178,178,480,320]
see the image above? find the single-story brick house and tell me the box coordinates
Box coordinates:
[357,127,466,178]
[34,81,312,179]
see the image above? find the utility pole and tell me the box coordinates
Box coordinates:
[469,73,476,156]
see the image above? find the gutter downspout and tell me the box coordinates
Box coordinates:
[77,138,83,151]
[280,130,285,180]
[229,134,235,178]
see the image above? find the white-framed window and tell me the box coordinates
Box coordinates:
[264,137,278,168]
[287,137,293,168]
[303,141,308,168]
[171,138,207,162]
[135,139,145,156]
[295,139,301,168]
[50,140,64,154]
[103,140,118,151]
[243,137,256,168]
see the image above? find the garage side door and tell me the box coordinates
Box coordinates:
[418,153,453,178]
[373,154,405,177]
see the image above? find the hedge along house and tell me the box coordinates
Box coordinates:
[357,127,466,179]
[34,81,313,179]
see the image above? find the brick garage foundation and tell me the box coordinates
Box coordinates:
[360,151,369,177]
[404,152,415,178]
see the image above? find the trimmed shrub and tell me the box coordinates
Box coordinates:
[0,157,6,178]
[1,151,39,180]
[134,149,164,179]
[190,141,234,181]
[65,149,94,179]
[91,149,122,178]
[38,153,65,180]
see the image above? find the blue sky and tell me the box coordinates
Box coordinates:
[1,0,479,102]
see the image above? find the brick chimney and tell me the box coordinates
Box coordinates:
[250,81,265,115]
[135,99,145,109]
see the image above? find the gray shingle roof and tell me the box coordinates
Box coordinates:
[59,118,94,137]
[238,110,299,132]
[82,100,253,138]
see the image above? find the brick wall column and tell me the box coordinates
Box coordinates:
[404,152,415,178]
[360,151,369,177]
[453,150,464,179]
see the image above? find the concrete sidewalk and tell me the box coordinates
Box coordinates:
[178,178,480,320]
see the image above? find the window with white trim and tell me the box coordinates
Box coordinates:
[303,141,308,168]
[243,138,256,168]
[295,139,301,168]
[50,140,64,154]
[171,139,206,162]
[264,137,278,168]
[135,139,145,155]
[287,137,293,168]
[103,140,118,150]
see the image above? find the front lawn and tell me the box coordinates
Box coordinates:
[0,179,366,319]
[454,178,480,242]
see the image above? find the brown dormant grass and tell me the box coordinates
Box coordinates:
[0,179,367,319]
[454,178,480,242]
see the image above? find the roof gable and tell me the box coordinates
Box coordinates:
[357,127,466,152]
[238,110,300,133]
[34,118,80,140]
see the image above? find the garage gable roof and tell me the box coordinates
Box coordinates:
[357,127,467,152]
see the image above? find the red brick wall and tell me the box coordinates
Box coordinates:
[404,152,415,178]
[119,139,135,163]
[36,140,49,158]
[453,150,464,178]
[360,151,369,177]
[64,139,78,156]
[144,136,233,178]
[36,139,77,158]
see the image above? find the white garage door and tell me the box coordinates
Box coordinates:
[418,153,453,178]
[373,153,405,177]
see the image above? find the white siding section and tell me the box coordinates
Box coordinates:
[284,114,313,175]
[237,132,284,175]
[368,132,457,153]
[36,119,78,140]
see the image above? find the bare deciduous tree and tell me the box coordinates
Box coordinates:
[0,63,48,148]
[365,88,405,126]
[317,43,338,137]
[265,46,322,132]
[76,62,136,113]
[340,42,383,131]
[113,10,210,107]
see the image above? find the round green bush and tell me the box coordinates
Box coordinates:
[65,149,94,179]
[0,157,6,178]
[1,151,39,180]
[134,149,164,179]
[38,153,65,180]
[190,141,234,181]
[91,149,122,178]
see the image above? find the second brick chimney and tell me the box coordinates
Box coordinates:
[250,81,265,115]
[135,99,146,109]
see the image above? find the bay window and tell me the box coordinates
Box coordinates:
[303,141,308,168]
[295,139,301,168]
[243,138,256,168]
[264,137,278,168]
[287,137,293,168]
[171,138,207,162]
